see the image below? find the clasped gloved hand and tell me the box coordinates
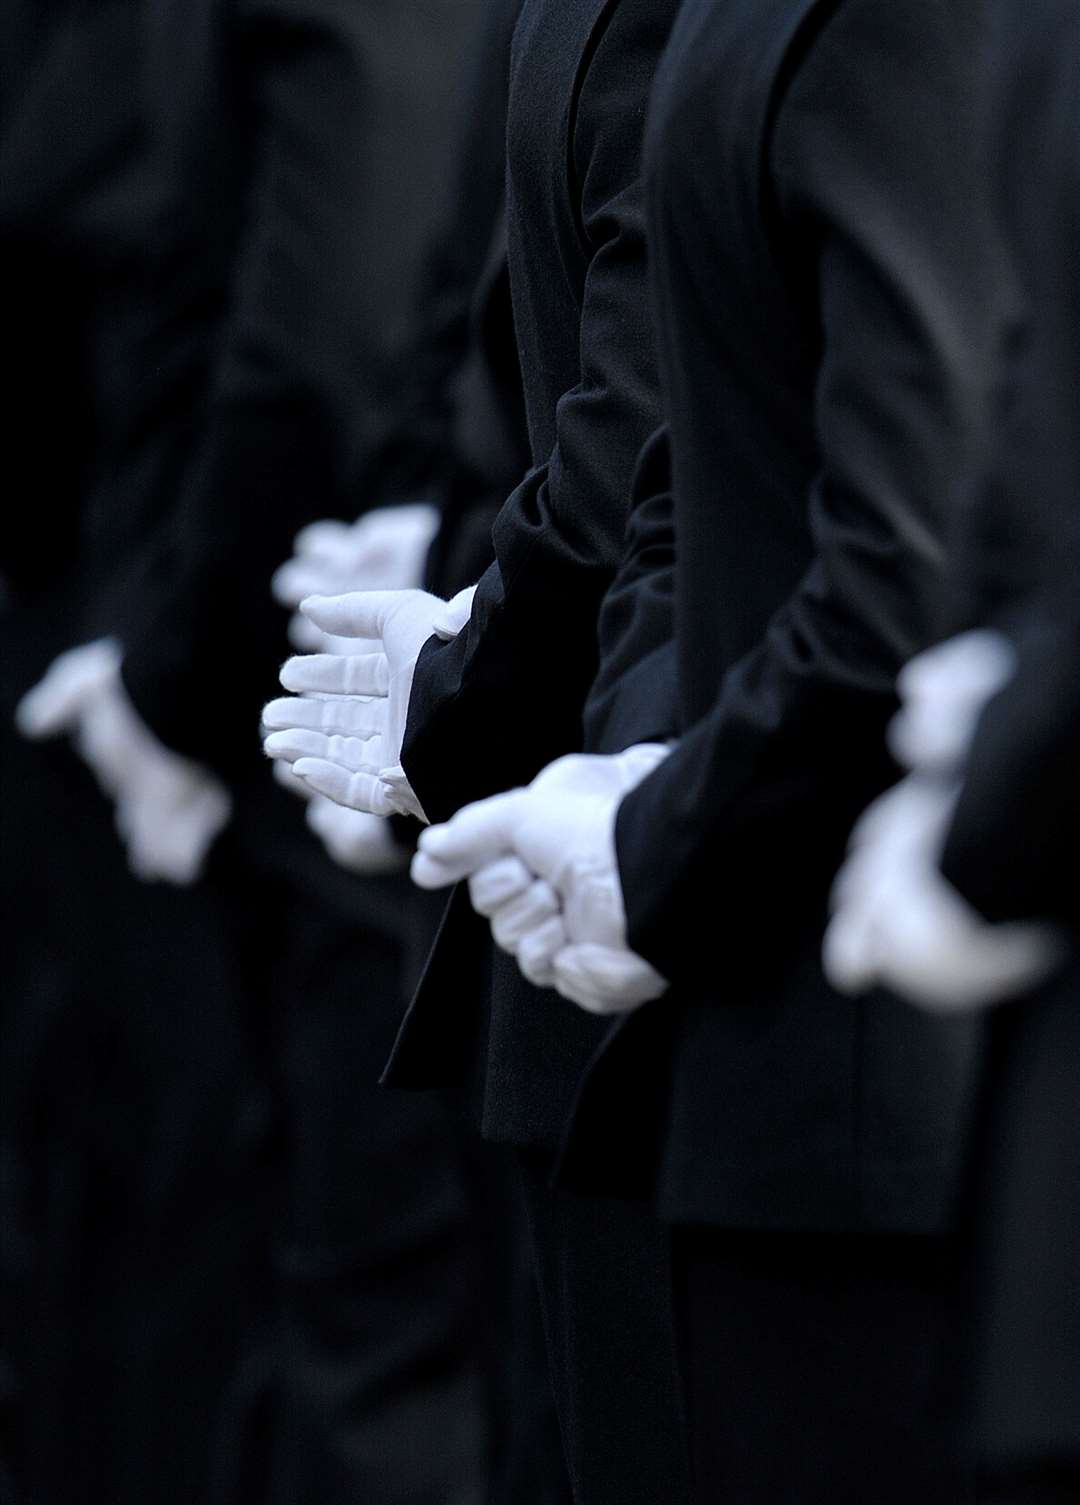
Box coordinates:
[824,774,1066,1011]
[272,504,440,652]
[824,630,1066,1011]
[887,629,1017,772]
[411,745,672,1015]
[262,585,476,820]
[17,639,231,885]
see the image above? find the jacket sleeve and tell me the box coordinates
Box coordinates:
[401,8,666,824]
[581,423,678,754]
[118,0,478,774]
[939,605,1080,927]
[615,0,1008,982]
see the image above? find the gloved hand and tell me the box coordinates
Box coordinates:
[262,584,476,820]
[824,773,1067,1011]
[17,639,231,885]
[887,629,1015,774]
[412,746,672,1015]
[272,504,439,652]
[270,735,407,873]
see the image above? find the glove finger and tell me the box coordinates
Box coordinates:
[17,639,123,738]
[468,855,535,915]
[272,757,314,800]
[433,584,478,641]
[299,589,409,638]
[305,794,338,837]
[287,613,330,652]
[287,618,381,656]
[346,537,398,576]
[262,695,384,737]
[549,961,612,1015]
[411,850,461,889]
[552,943,666,1016]
[414,791,529,883]
[16,662,94,738]
[272,558,342,608]
[821,907,880,995]
[517,915,568,989]
[292,519,356,562]
[264,728,384,772]
[280,652,389,697]
[292,757,396,817]
[491,881,561,951]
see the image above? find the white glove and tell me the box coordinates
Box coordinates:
[262,584,475,820]
[270,728,407,873]
[412,746,672,1015]
[272,505,439,652]
[888,629,1015,774]
[17,639,231,885]
[305,796,409,876]
[824,773,1067,1012]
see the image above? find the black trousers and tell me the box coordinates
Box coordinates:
[517,1147,974,1505]
[673,1226,973,1505]
[517,1154,692,1505]
[205,856,488,1505]
[961,971,1080,1482]
[225,824,569,1505]
[1,756,271,1505]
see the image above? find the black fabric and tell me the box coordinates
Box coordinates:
[960,968,1080,1476]
[0,699,272,1505]
[112,0,489,776]
[247,887,488,1505]
[355,0,527,516]
[516,1154,691,1505]
[558,0,1003,1230]
[387,0,681,1157]
[977,1472,1080,1505]
[0,0,145,603]
[936,0,1080,929]
[421,213,529,601]
[673,1227,973,1505]
[0,10,270,1502]
[927,11,1080,1483]
[583,424,678,755]
[400,0,678,818]
[0,5,554,1503]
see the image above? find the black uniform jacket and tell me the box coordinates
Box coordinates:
[913,0,1080,1471]
[562,0,1007,1230]
[0,0,148,603]
[354,0,527,525]
[107,0,486,774]
[937,0,1080,931]
[69,0,488,937]
[385,0,681,1150]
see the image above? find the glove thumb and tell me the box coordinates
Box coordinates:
[299,589,410,640]
[411,790,529,889]
[16,640,121,740]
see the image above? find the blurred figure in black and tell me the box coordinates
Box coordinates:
[261,1,569,1499]
[0,1,571,1503]
[0,8,264,1505]
[823,2,1080,1500]
[264,2,694,1502]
